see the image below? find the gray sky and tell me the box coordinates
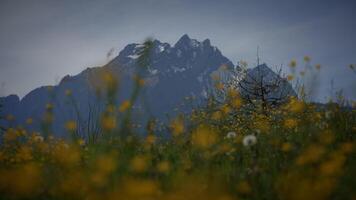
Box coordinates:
[0,0,355,102]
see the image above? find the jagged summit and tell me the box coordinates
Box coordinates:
[0,35,236,136]
[112,34,233,76]
[174,34,209,50]
[175,34,193,47]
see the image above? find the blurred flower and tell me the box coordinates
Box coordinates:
[33,134,44,142]
[315,64,321,70]
[52,143,81,167]
[215,82,224,90]
[281,142,292,152]
[65,121,77,132]
[319,130,334,145]
[119,100,131,112]
[45,103,53,110]
[192,125,218,149]
[130,155,148,172]
[146,134,156,145]
[43,112,54,124]
[170,116,184,136]
[6,114,15,121]
[324,111,332,119]
[102,72,118,88]
[211,73,221,81]
[296,145,325,165]
[133,75,145,86]
[340,142,353,154]
[225,131,237,139]
[65,89,72,96]
[284,118,298,129]
[26,118,33,125]
[254,116,270,133]
[242,134,257,146]
[289,59,297,68]
[77,139,85,146]
[0,163,42,198]
[101,115,116,131]
[96,154,117,174]
[157,161,170,173]
[106,104,116,113]
[211,111,223,120]
[231,98,242,109]
[286,97,305,113]
[287,75,294,81]
[16,146,33,162]
[304,56,311,62]
[3,128,18,142]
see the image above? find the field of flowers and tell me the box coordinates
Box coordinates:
[0,42,355,200]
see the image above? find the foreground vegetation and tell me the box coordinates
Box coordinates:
[0,41,355,199]
[0,91,355,200]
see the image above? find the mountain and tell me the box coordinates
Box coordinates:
[0,34,235,137]
[0,35,297,137]
[238,63,297,104]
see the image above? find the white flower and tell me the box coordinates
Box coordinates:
[242,134,257,146]
[325,111,332,119]
[34,135,44,142]
[225,131,237,139]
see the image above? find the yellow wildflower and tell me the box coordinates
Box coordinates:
[170,116,184,136]
[296,145,325,165]
[215,82,224,90]
[287,74,294,81]
[289,59,297,68]
[0,163,42,198]
[130,155,148,172]
[96,154,117,174]
[101,115,116,131]
[45,103,53,110]
[303,56,311,62]
[157,161,170,173]
[146,134,156,144]
[281,142,292,152]
[26,118,33,125]
[287,97,304,113]
[119,100,131,112]
[211,111,223,120]
[191,124,218,149]
[315,64,321,70]
[16,146,33,162]
[65,121,77,132]
[284,118,298,129]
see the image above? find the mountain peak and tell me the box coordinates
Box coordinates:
[178,34,191,41]
[175,34,197,48]
[254,63,270,71]
[203,39,211,46]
